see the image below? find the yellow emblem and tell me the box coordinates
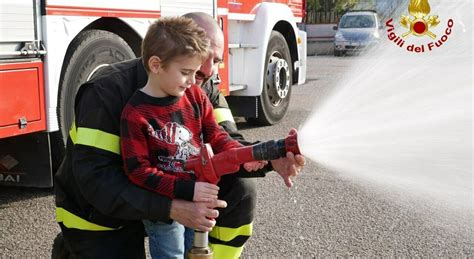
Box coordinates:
[400,0,440,38]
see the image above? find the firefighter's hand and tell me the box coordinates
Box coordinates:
[243,160,268,172]
[194,182,219,202]
[170,199,227,232]
[271,151,306,188]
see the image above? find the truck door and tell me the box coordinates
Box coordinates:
[0,0,46,138]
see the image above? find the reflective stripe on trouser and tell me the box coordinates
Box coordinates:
[56,207,119,231]
[210,244,245,259]
[210,175,257,258]
[209,223,252,258]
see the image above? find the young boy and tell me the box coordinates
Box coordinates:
[120,17,264,258]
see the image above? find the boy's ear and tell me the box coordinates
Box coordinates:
[148,56,162,74]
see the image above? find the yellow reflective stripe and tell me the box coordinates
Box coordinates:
[71,125,120,155]
[56,207,118,231]
[213,108,235,124]
[209,243,244,259]
[209,223,252,242]
[69,122,77,143]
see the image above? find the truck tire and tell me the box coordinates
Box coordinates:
[54,29,135,150]
[249,31,292,126]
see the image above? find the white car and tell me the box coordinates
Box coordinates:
[333,10,381,56]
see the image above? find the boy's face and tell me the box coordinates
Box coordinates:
[153,55,202,97]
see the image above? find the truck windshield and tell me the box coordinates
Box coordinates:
[339,14,375,28]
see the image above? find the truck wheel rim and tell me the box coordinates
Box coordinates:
[266,53,290,107]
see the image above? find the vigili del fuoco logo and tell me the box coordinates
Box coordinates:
[385,0,453,53]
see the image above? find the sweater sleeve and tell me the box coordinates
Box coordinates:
[120,106,195,201]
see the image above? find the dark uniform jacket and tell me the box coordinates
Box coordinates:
[55,58,269,231]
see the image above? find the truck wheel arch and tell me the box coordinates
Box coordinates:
[272,20,299,85]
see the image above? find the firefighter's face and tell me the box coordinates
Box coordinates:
[195,34,224,86]
[150,55,202,97]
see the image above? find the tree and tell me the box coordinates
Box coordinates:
[335,0,358,13]
[306,0,321,12]
[305,0,359,23]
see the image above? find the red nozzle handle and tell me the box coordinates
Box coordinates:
[284,130,300,155]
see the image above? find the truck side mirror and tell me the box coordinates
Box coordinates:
[333,25,338,30]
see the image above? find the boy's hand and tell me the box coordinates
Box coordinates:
[243,160,268,172]
[193,182,219,202]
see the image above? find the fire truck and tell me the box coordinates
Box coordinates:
[0,0,307,187]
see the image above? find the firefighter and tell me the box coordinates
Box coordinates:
[54,12,305,258]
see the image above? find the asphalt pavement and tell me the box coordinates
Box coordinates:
[0,55,472,258]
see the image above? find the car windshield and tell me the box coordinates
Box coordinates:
[339,14,375,28]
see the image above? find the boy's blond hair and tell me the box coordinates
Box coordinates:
[141,16,210,72]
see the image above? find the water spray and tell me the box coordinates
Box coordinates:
[299,0,472,219]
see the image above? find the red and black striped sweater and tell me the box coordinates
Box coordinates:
[120,85,242,201]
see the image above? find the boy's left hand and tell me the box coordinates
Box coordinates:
[243,160,268,172]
